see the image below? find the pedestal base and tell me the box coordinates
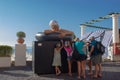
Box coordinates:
[33,41,77,75]
[15,44,26,66]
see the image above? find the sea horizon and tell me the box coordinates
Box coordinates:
[11,46,32,61]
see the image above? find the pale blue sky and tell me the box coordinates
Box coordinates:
[0,0,120,46]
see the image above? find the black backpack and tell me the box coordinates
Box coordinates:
[96,41,105,55]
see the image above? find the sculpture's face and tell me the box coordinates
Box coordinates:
[49,20,60,31]
[51,25,59,31]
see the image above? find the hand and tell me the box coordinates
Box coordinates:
[60,40,63,43]
[58,33,66,38]
[89,52,92,56]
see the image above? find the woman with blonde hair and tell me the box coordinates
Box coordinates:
[74,38,87,79]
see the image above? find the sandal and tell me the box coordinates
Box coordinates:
[77,76,81,79]
[68,73,72,76]
[81,75,86,79]
[93,75,98,79]
[56,71,61,76]
[98,74,102,78]
[88,72,93,75]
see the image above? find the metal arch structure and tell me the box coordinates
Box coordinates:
[80,12,120,56]
[80,24,112,30]
[80,12,120,30]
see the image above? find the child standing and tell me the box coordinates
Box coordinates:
[64,41,73,76]
[52,41,63,76]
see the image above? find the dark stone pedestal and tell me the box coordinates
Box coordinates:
[33,41,77,75]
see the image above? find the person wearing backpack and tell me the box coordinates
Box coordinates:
[96,41,105,55]
[88,36,103,78]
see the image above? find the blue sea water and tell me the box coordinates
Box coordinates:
[13,47,32,55]
[11,46,32,60]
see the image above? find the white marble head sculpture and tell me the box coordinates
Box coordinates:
[49,20,59,28]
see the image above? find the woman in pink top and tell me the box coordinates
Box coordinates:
[64,41,73,76]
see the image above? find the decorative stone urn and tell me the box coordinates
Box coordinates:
[17,38,25,44]
[16,31,26,44]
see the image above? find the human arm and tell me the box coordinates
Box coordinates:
[60,40,64,49]
[44,29,53,34]
[89,46,94,56]
[59,29,74,36]
[57,29,74,38]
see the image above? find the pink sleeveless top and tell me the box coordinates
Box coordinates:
[64,46,73,56]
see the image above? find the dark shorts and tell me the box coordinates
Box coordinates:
[91,54,102,65]
[67,56,72,60]
[76,54,87,61]
[72,49,87,61]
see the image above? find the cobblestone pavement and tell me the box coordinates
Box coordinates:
[0,61,120,80]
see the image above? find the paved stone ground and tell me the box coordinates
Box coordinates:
[0,61,120,80]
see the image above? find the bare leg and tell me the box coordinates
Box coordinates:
[55,66,58,75]
[88,60,93,75]
[98,64,102,77]
[55,66,61,76]
[57,67,61,76]
[68,60,72,76]
[93,64,99,78]
[77,61,81,79]
[81,60,86,78]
